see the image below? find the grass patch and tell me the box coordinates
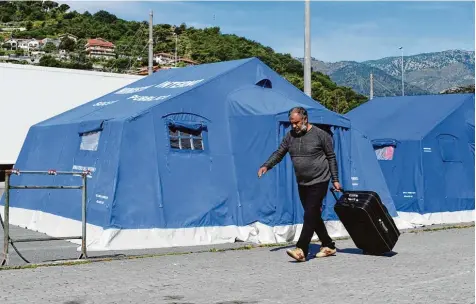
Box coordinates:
[209,244,255,252]
[209,248,224,252]
[407,223,474,233]
[231,244,254,250]
[258,242,292,248]
[0,259,91,271]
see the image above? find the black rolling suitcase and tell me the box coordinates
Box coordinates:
[331,188,400,255]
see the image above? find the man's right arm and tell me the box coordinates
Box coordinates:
[261,133,291,170]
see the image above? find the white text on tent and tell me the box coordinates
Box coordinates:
[114,85,154,95]
[155,79,204,89]
[127,94,171,102]
[93,100,118,107]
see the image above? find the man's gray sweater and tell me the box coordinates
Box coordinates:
[262,126,339,186]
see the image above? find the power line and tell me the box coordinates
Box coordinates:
[373,77,397,97]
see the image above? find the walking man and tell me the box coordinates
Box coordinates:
[258,106,341,262]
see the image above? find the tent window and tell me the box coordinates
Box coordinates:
[168,125,204,151]
[437,134,460,162]
[80,131,101,151]
[256,78,272,88]
[374,146,395,160]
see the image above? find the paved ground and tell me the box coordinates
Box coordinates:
[0,214,301,265]
[0,223,257,266]
[0,225,473,304]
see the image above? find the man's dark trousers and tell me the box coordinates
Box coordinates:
[296,181,336,257]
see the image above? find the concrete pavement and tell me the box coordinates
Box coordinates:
[0,225,473,304]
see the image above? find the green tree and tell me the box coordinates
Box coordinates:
[43,41,57,53]
[0,2,16,22]
[42,1,58,12]
[59,37,75,51]
[39,55,61,67]
[58,3,70,13]
[93,10,117,24]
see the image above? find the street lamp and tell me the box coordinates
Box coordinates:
[399,46,404,96]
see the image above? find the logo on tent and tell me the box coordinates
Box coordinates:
[114,85,154,95]
[155,79,204,89]
[127,95,171,102]
[423,147,432,152]
[95,194,109,206]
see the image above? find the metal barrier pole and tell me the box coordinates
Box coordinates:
[1,171,10,266]
[0,169,91,266]
[80,172,88,259]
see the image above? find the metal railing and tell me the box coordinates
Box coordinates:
[1,169,91,266]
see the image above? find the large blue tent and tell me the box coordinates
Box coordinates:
[347,94,475,225]
[1,58,403,250]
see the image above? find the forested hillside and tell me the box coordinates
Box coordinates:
[0,1,367,113]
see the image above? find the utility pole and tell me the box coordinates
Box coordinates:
[148,10,153,75]
[370,73,374,100]
[399,46,404,96]
[174,33,178,67]
[303,0,311,97]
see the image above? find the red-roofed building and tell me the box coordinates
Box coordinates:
[85,38,116,60]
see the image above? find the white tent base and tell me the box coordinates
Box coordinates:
[397,210,475,226]
[2,207,471,252]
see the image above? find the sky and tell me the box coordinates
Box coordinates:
[58,1,475,62]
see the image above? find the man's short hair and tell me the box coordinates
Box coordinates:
[288,107,308,120]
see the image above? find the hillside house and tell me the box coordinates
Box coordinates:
[40,38,60,48]
[58,33,78,42]
[85,38,116,60]
[153,52,198,66]
[4,38,40,51]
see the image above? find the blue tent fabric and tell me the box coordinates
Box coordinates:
[1,57,399,247]
[347,94,475,216]
[465,102,475,156]
[349,128,397,215]
[319,126,398,220]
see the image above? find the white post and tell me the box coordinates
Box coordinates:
[174,33,178,67]
[370,73,374,100]
[399,46,404,96]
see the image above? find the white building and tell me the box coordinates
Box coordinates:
[0,63,143,170]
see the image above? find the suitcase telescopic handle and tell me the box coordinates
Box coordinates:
[329,187,343,201]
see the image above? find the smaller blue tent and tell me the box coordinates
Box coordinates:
[347,94,475,225]
[1,57,401,250]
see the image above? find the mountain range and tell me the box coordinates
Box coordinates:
[297,49,475,97]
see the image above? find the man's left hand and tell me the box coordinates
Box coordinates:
[333,182,342,192]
